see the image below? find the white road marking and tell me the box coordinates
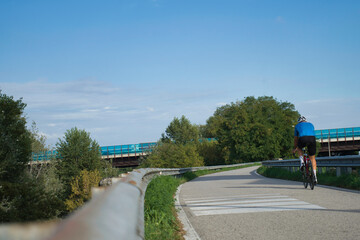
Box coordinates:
[185,195,290,204]
[184,194,325,216]
[183,193,281,201]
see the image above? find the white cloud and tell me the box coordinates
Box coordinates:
[216,102,227,106]
[0,79,224,147]
[4,79,357,148]
[295,98,360,129]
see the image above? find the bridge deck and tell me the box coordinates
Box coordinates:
[31,127,360,161]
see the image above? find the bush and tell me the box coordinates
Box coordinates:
[258,166,360,190]
[0,173,64,222]
[142,142,204,168]
[65,170,102,212]
[257,166,302,181]
[197,140,225,166]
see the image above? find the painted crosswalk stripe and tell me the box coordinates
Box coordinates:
[184,194,325,216]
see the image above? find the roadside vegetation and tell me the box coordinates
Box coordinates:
[257,166,360,190]
[0,91,119,223]
[141,96,299,168]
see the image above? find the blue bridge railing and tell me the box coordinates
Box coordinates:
[315,127,360,140]
[31,142,157,161]
[31,128,360,161]
[100,142,157,157]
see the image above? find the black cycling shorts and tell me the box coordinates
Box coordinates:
[297,136,316,156]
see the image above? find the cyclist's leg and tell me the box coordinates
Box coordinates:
[308,136,317,183]
[296,138,305,168]
[309,155,317,172]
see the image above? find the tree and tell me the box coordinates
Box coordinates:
[161,115,200,144]
[0,91,31,182]
[141,142,204,168]
[197,140,225,166]
[142,116,204,168]
[207,96,299,163]
[29,121,49,153]
[56,127,102,196]
[0,91,63,222]
[28,121,52,178]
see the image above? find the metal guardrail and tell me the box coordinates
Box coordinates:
[0,163,255,240]
[262,155,360,176]
[262,155,360,167]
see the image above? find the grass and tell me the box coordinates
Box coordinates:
[144,163,260,240]
[144,175,183,240]
[257,166,360,190]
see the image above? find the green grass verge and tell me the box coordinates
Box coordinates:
[257,166,360,190]
[144,163,260,240]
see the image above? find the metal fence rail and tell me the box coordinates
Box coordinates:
[262,155,360,176]
[0,163,255,240]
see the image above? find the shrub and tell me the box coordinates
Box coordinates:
[65,169,101,212]
[142,142,204,168]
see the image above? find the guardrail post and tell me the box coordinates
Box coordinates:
[336,167,341,177]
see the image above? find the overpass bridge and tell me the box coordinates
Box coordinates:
[31,127,360,167]
[315,127,360,155]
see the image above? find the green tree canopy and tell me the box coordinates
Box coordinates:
[141,142,204,168]
[142,116,204,168]
[0,91,63,223]
[56,127,102,195]
[161,115,200,144]
[29,121,49,153]
[207,96,299,163]
[0,91,31,182]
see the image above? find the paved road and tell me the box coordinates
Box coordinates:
[178,166,360,240]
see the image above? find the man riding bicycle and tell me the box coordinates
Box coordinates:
[293,116,318,184]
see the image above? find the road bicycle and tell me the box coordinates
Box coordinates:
[301,149,316,190]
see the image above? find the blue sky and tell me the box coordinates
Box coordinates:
[1,0,360,147]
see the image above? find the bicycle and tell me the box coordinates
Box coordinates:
[301,149,316,190]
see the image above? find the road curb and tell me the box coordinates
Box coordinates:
[175,184,201,240]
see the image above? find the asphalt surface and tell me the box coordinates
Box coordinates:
[178,166,360,240]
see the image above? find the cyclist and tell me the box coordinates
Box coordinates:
[293,116,318,184]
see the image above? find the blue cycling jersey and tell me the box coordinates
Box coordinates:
[294,122,315,137]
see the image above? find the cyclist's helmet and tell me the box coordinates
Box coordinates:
[298,116,306,123]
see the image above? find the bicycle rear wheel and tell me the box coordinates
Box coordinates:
[302,173,308,188]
